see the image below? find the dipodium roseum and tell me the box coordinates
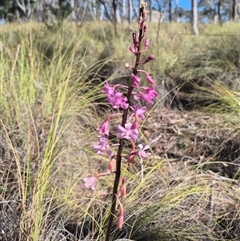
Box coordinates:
[131,73,141,87]
[116,196,124,230]
[103,81,118,95]
[108,92,129,109]
[84,176,97,190]
[93,137,112,156]
[97,117,110,136]
[117,122,138,142]
[138,144,151,163]
[146,74,155,85]
[131,104,146,120]
[85,3,156,240]
[134,86,158,104]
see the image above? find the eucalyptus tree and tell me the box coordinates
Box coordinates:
[97,0,121,35]
[198,0,237,23]
[191,0,198,35]
[168,0,172,22]
[232,0,236,20]
[127,0,133,23]
[198,0,215,23]
[175,0,179,22]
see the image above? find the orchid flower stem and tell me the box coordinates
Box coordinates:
[105,7,144,241]
[141,164,144,183]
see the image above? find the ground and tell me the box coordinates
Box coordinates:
[1,106,240,241]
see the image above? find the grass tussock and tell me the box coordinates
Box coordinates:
[0,21,240,241]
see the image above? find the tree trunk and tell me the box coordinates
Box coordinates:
[176,0,179,23]
[169,0,172,22]
[217,1,222,25]
[191,0,198,36]
[127,0,133,23]
[112,0,118,36]
[232,0,236,21]
[70,0,76,21]
[121,0,126,22]
[100,4,104,21]
[149,0,152,22]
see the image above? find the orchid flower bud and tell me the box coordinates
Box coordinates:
[135,39,139,47]
[117,200,124,230]
[146,74,155,85]
[132,32,137,45]
[131,119,139,130]
[144,24,147,34]
[108,157,115,172]
[97,116,111,136]
[129,46,137,55]
[144,39,150,49]
[125,63,131,69]
[131,73,140,87]
[120,178,127,198]
[143,54,155,64]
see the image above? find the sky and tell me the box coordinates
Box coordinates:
[177,1,191,10]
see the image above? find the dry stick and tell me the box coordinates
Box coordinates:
[105,5,145,241]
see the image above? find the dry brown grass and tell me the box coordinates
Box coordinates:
[1,21,240,241]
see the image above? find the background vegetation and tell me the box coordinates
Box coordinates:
[0,20,240,241]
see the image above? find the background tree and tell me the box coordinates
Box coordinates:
[168,0,172,22]
[127,0,133,23]
[198,0,214,23]
[148,0,152,22]
[175,0,179,23]
[191,0,198,35]
[232,0,236,21]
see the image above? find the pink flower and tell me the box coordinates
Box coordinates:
[97,117,111,136]
[108,92,129,109]
[134,87,158,104]
[131,104,146,119]
[84,176,97,190]
[103,81,116,95]
[143,87,158,103]
[93,137,112,155]
[138,144,151,159]
[131,73,140,87]
[117,122,138,142]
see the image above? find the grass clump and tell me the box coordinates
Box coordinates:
[0,25,105,241]
[164,33,240,112]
